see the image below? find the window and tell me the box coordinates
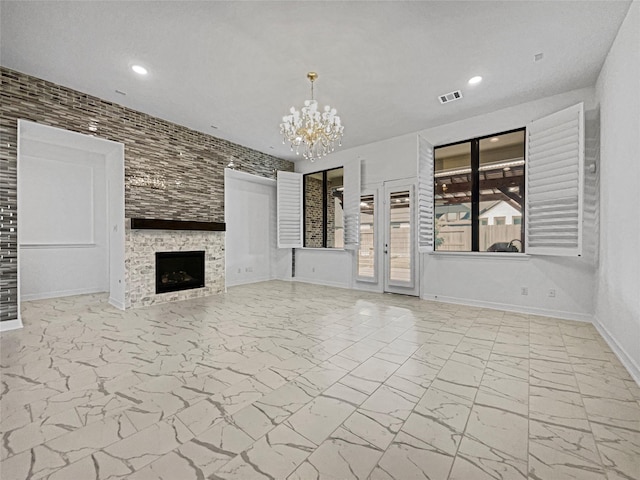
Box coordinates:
[357,194,375,279]
[277,159,360,251]
[435,129,525,252]
[418,103,584,257]
[303,167,344,248]
[389,190,412,283]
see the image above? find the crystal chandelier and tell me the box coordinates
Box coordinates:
[280,72,344,161]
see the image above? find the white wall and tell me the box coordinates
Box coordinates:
[107,146,126,309]
[296,133,417,187]
[422,253,595,320]
[292,87,599,319]
[594,2,640,381]
[420,87,598,321]
[19,139,109,301]
[294,248,352,289]
[225,169,290,286]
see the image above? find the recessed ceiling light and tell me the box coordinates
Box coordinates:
[210,125,218,129]
[490,137,499,143]
[131,65,148,75]
[468,76,483,85]
[534,53,544,62]
[115,89,127,96]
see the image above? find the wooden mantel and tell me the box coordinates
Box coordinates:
[130,218,225,232]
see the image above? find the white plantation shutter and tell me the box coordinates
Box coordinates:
[526,103,584,256]
[277,171,303,248]
[417,135,435,253]
[343,158,361,250]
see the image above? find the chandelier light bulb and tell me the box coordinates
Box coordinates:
[279,72,344,161]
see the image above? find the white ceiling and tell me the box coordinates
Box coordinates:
[0,1,631,162]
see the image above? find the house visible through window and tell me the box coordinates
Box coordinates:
[435,129,525,252]
[304,167,344,248]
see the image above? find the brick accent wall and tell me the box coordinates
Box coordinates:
[304,175,340,248]
[304,175,324,248]
[0,67,294,322]
[326,180,338,248]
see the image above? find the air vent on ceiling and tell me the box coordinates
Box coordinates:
[439,90,463,104]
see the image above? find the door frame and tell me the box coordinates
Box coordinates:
[383,179,419,296]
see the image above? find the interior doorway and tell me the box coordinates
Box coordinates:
[15,121,125,328]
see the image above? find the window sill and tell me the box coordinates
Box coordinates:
[297,247,347,252]
[428,251,531,260]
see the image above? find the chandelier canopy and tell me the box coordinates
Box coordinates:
[279,72,344,161]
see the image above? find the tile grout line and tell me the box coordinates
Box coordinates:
[563,328,614,476]
[443,309,503,479]
[4,284,639,479]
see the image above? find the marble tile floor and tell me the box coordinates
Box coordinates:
[1,280,639,480]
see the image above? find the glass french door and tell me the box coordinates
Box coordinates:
[383,181,418,295]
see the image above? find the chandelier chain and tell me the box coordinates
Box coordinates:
[310,76,314,101]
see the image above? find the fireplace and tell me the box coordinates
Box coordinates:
[155,251,205,294]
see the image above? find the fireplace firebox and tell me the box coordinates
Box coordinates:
[155,251,205,294]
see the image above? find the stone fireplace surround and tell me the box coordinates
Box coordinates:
[125,219,225,309]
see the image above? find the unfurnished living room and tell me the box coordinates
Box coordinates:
[0,1,639,479]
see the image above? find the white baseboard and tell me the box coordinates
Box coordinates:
[293,277,351,289]
[226,275,275,288]
[593,317,640,386]
[0,319,24,332]
[108,297,125,310]
[352,281,384,294]
[21,287,106,302]
[421,294,593,323]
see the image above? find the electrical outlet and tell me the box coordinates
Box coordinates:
[246,267,253,272]
[521,287,528,296]
[237,268,241,274]
[548,289,556,297]
[312,267,315,273]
